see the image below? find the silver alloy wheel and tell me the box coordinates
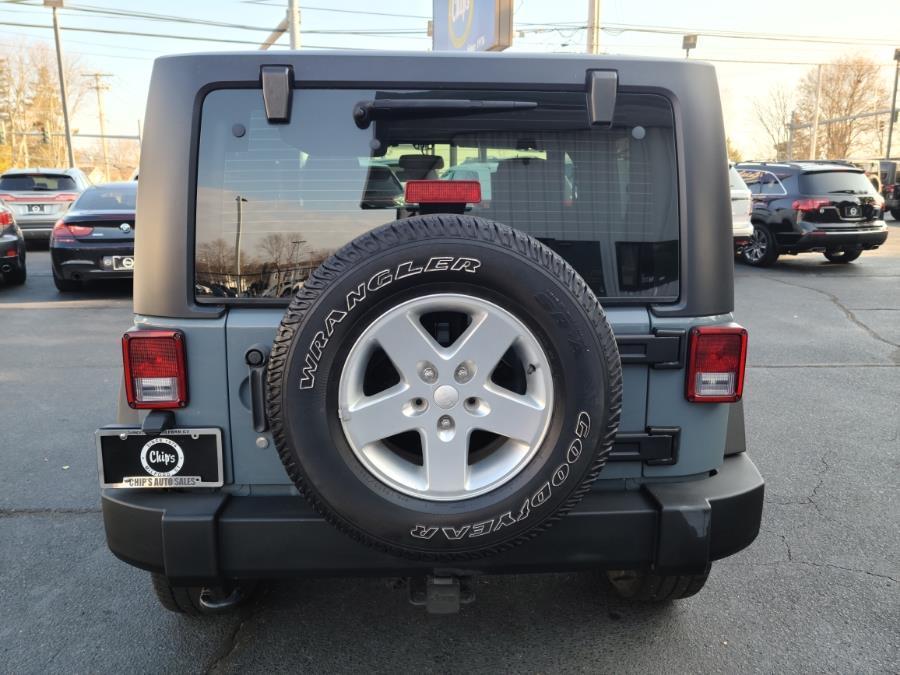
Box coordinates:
[337,293,554,502]
[744,226,768,263]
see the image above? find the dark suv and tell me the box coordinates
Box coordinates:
[96,52,763,616]
[736,161,888,266]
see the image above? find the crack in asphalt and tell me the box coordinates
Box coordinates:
[0,507,100,518]
[765,276,900,362]
[765,452,833,519]
[204,588,268,674]
[759,559,898,584]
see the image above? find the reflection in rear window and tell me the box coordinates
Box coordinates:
[799,171,875,195]
[194,88,680,302]
[0,173,77,191]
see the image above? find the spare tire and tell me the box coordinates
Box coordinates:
[266,215,622,560]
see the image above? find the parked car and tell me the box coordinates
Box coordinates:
[96,52,762,616]
[49,182,136,292]
[0,168,90,240]
[442,161,499,201]
[736,161,887,266]
[729,164,753,245]
[880,160,900,220]
[0,201,26,285]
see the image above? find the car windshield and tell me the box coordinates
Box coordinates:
[74,185,137,211]
[799,171,875,195]
[194,88,679,301]
[0,173,77,191]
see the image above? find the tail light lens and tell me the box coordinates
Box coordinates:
[405,180,481,204]
[54,193,79,202]
[51,220,93,242]
[792,198,831,212]
[122,330,188,409]
[0,210,11,226]
[0,194,15,201]
[686,326,748,403]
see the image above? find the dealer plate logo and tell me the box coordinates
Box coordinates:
[140,437,185,477]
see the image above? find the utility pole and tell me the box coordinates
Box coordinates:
[84,73,112,181]
[809,64,822,160]
[288,0,301,50]
[586,0,600,55]
[786,112,795,161]
[234,196,248,292]
[44,0,75,168]
[886,48,900,159]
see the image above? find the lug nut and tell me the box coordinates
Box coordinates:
[419,362,438,383]
[439,415,453,430]
[454,360,475,383]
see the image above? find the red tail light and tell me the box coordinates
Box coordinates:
[54,193,79,201]
[792,198,831,212]
[51,220,93,242]
[0,210,12,226]
[122,330,188,409]
[405,180,481,204]
[0,194,16,202]
[686,326,748,403]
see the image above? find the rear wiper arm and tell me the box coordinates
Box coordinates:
[353,99,538,129]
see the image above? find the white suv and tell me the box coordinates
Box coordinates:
[730,164,753,245]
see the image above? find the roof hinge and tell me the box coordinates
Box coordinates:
[260,65,294,123]
[586,69,617,125]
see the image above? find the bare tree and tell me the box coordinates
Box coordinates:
[793,56,887,159]
[753,84,793,160]
[0,41,88,171]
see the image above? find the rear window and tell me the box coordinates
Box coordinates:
[74,185,136,211]
[799,171,876,195]
[0,173,77,191]
[194,88,679,301]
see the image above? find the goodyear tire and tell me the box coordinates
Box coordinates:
[266,215,622,560]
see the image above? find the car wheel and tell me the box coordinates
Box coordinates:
[740,223,779,267]
[6,265,26,285]
[266,214,623,561]
[890,209,900,221]
[823,249,862,264]
[606,567,710,602]
[52,269,81,292]
[150,573,255,616]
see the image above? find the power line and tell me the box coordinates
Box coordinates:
[241,1,430,20]
[0,19,369,48]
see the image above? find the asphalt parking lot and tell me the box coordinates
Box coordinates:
[1,225,898,674]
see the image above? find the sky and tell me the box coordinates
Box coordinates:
[0,0,897,159]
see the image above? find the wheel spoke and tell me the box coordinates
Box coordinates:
[342,383,416,447]
[476,385,547,444]
[423,428,470,496]
[452,310,522,378]
[374,310,444,381]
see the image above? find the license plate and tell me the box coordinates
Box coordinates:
[112,256,134,271]
[96,428,223,488]
[26,204,47,214]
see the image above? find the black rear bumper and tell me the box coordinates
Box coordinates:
[788,226,888,251]
[101,453,764,584]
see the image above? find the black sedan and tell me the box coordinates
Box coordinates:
[0,201,26,286]
[50,182,136,292]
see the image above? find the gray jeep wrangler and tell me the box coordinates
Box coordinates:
[97,51,763,615]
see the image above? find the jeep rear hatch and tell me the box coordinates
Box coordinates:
[191,85,696,484]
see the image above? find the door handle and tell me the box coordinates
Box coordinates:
[245,345,270,432]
